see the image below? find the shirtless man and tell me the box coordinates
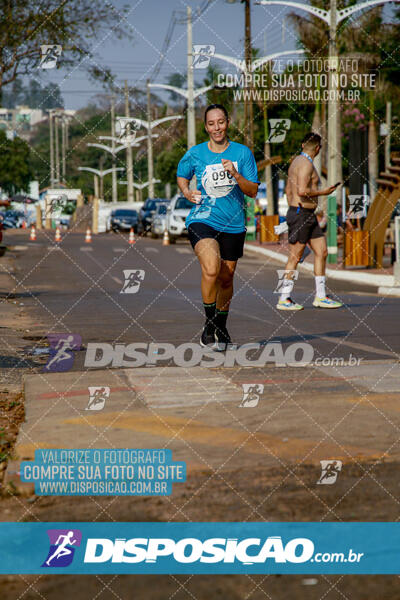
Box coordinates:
[277,132,343,310]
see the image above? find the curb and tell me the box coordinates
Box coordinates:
[244,243,395,289]
[377,286,400,297]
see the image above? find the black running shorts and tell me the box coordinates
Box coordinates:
[286,206,324,245]
[188,222,246,261]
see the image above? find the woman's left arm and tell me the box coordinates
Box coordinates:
[221,158,259,198]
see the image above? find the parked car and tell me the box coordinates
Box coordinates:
[110,209,139,232]
[3,210,25,228]
[138,198,169,234]
[151,202,169,238]
[167,195,193,242]
[0,210,22,229]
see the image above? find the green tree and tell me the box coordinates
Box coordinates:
[0,131,33,194]
[0,0,132,102]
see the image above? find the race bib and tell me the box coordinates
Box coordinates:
[206,162,237,187]
[202,161,238,198]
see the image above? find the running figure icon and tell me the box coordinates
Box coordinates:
[45,335,75,371]
[44,333,81,372]
[45,531,77,566]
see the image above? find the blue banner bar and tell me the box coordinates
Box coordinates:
[0,522,399,574]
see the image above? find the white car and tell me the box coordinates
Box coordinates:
[167,195,193,242]
[151,202,169,238]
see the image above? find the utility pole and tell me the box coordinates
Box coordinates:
[187,5,196,149]
[49,110,55,187]
[244,0,254,150]
[328,0,338,188]
[61,117,66,182]
[124,80,134,203]
[54,113,60,183]
[146,79,155,198]
[110,96,118,203]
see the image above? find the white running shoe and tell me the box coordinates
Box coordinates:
[313,295,343,309]
[276,298,304,311]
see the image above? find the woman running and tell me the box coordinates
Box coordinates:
[177,103,260,350]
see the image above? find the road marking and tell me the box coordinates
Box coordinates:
[113,248,126,252]
[145,247,159,253]
[175,248,191,254]
[112,276,123,284]
[80,246,93,252]
[318,336,397,358]
[47,245,61,250]
[11,245,28,251]
[231,308,397,358]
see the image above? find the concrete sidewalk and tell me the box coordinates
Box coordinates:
[5,361,400,495]
[245,242,400,294]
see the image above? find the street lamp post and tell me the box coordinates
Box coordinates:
[119,179,161,204]
[129,95,183,199]
[110,96,117,203]
[78,166,125,199]
[148,83,213,150]
[98,134,159,151]
[187,5,195,149]
[49,109,55,187]
[60,113,73,183]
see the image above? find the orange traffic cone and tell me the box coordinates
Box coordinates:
[30,225,36,241]
[21,220,27,229]
[162,228,170,246]
[128,228,135,245]
[85,228,92,243]
[54,226,61,242]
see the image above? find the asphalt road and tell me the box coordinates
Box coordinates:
[5,229,400,366]
[2,229,400,600]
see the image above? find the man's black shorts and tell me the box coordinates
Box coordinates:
[286,206,324,245]
[188,222,246,261]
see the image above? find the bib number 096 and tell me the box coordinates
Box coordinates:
[212,169,233,186]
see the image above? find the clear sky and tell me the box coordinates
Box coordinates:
[38,0,397,110]
[39,0,301,110]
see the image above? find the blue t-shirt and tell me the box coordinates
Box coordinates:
[177,140,260,233]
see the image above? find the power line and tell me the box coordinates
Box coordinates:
[150,0,216,81]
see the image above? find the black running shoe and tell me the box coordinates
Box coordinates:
[200,321,216,348]
[214,326,232,352]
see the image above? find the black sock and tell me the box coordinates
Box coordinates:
[203,302,216,323]
[215,309,229,330]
